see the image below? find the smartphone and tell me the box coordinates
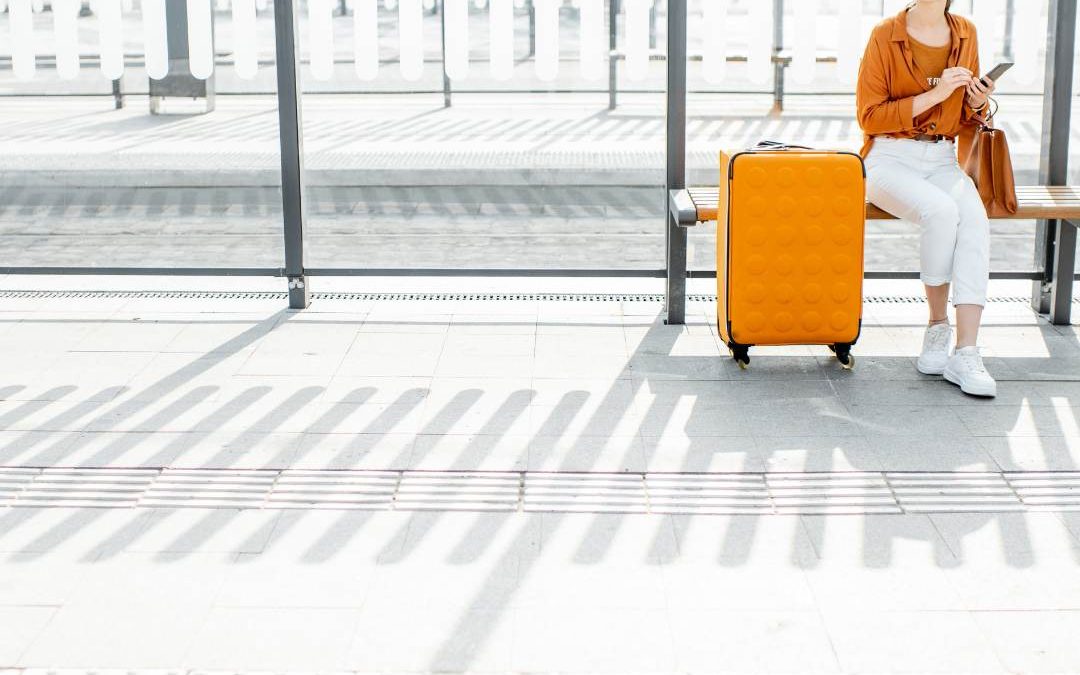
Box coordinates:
[981,62,1014,84]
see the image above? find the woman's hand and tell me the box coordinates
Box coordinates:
[933,66,974,104]
[965,75,995,110]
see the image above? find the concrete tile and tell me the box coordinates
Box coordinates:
[535,353,631,379]
[218,552,377,608]
[669,610,839,674]
[72,320,185,352]
[184,607,359,670]
[980,435,1080,470]
[435,352,534,378]
[0,606,55,665]
[304,398,428,435]
[846,403,970,436]
[291,431,415,470]
[321,375,430,404]
[929,512,1080,564]
[642,435,764,472]
[128,509,282,555]
[663,561,816,610]
[346,606,514,673]
[822,610,1005,674]
[973,610,1080,674]
[0,508,158,559]
[801,514,957,567]
[0,430,82,467]
[518,560,668,610]
[418,385,534,436]
[169,431,303,469]
[260,510,414,564]
[756,436,881,472]
[365,557,523,610]
[957,400,1080,437]
[0,555,97,606]
[238,349,345,377]
[670,514,818,566]
[514,608,675,673]
[806,563,964,612]
[530,399,645,438]
[65,551,237,609]
[943,557,1080,610]
[865,436,998,471]
[18,603,206,668]
[540,513,679,564]
[164,318,277,353]
[410,433,529,471]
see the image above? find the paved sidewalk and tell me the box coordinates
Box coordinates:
[3,94,1077,187]
[0,277,1079,671]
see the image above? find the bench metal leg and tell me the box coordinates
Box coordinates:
[1050,220,1076,326]
[273,0,310,309]
[664,0,687,325]
[1032,0,1075,317]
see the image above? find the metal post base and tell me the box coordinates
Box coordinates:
[288,276,310,309]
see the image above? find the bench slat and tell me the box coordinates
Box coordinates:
[684,185,1080,223]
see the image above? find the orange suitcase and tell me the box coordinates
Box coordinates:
[717,144,866,369]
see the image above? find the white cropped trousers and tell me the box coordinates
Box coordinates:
[865,136,990,307]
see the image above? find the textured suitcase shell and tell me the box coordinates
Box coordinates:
[717,149,866,348]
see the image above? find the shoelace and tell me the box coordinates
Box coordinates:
[958,349,988,374]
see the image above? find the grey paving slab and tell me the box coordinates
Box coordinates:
[822,610,1006,674]
[669,609,840,674]
[183,607,361,670]
[18,602,208,668]
[0,606,55,665]
[973,610,1080,674]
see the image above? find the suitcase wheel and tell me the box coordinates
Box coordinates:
[830,343,855,370]
[729,345,751,369]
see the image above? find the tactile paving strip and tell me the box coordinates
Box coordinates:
[4,468,1080,514]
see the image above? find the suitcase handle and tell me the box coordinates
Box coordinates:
[752,140,814,151]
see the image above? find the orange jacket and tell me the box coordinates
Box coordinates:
[856,9,983,159]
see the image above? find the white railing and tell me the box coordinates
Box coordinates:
[0,0,1055,88]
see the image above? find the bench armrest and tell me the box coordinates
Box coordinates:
[668,189,699,227]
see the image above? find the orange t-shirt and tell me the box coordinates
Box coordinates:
[856,10,983,159]
[909,36,951,84]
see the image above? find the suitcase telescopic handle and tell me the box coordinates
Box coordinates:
[752,140,814,151]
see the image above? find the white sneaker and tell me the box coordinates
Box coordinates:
[944,346,997,397]
[916,323,952,375]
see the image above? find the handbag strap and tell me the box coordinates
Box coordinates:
[973,97,999,128]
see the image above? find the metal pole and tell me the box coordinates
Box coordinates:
[440,0,451,107]
[664,0,687,325]
[528,0,536,57]
[648,0,657,50]
[273,0,310,309]
[608,0,618,110]
[1003,0,1015,59]
[111,78,123,109]
[771,0,784,114]
[1031,0,1076,324]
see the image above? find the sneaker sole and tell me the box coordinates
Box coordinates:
[943,368,997,398]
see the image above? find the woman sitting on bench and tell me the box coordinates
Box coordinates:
[856,0,997,397]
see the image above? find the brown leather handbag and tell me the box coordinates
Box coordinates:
[962,99,1018,217]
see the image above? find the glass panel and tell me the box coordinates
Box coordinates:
[0,0,284,269]
[686,0,1060,277]
[300,0,666,272]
